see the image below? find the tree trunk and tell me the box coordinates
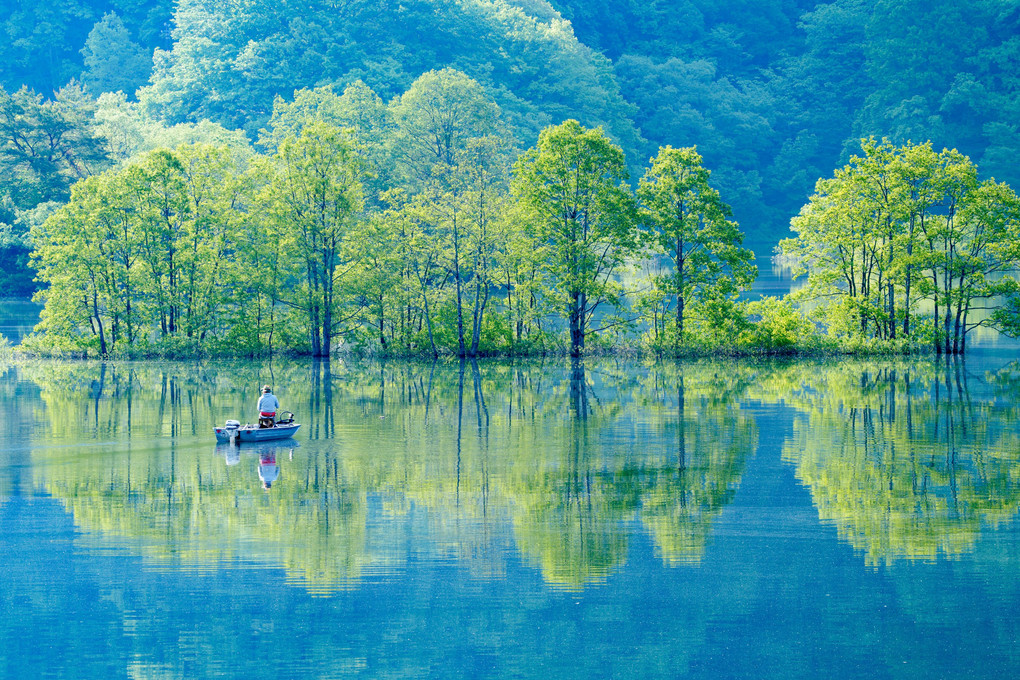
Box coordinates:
[321,282,333,359]
[676,294,685,346]
[453,215,466,357]
[470,273,489,357]
[903,217,915,337]
[92,288,107,356]
[569,291,584,357]
[422,288,438,358]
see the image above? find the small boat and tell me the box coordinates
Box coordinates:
[214,411,300,443]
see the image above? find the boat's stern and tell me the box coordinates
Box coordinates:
[214,419,241,443]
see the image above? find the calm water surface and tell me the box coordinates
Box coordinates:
[0,299,42,345]
[2,355,1020,679]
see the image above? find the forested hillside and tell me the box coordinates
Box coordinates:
[551,0,1020,232]
[3,0,1018,248]
[1,0,1019,357]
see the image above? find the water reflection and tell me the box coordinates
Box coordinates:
[13,356,1020,591]
[778,359,1020,566]
[20,359,758,592]
[216,441,297,486]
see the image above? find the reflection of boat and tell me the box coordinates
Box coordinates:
[214,411,300,443]
[215,439,300,465]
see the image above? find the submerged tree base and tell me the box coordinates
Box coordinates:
[8,334,942,362]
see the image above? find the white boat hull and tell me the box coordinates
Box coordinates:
[214,423,300,443]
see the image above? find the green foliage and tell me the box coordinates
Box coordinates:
[739,296,815,352]
[637,145,756,348]
[261,121,368,357]
[92,92,255,165]
[391,69,499,182]
[17,79,1020,358]
[81,13,152,98]
[512,120,639,356]
[29,143,258,357]
[139,0,642,156]
[993,296,1020,339]
[4,0,1020,251]
[0,84,111,210]
[783,138,1020,354]
[0,1,172,94]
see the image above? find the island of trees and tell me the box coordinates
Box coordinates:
[1,0,1020,358]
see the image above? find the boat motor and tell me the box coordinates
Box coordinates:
[224,419,241,443]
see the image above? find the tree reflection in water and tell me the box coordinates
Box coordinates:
[778,358,1020,566]
[18,356,1019,590]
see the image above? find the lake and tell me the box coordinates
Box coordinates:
[2,354,1019,679]
[0,299,42,346]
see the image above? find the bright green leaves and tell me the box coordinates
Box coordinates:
[637,146,755,347]
[28,110,769,357]
[263,122,368,357]
[783,138,1020,353]
[385,70,512,357]
[512,120,638,356]
[392,68,499,180]
[30,144,250,356]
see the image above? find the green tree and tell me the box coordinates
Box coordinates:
[264,122,367,357]
[139,0,642,156]
[932,177,1020,354]
[462,136,512,356]
[259,82,394,200]
[172,144,246,342]
[31,144,252,357]
[784,139,1020,353]
[32,175,121,355]
[80,12,152,98]
[347,214,401,350]
[512,120,639,356]
[497,204,551,352]
[0,82,112,304]
[392,69,505,356]
[0,84,110,209]
[637,145,755,347]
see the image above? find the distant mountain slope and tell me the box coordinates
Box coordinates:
[2,0,1018,243]
[548,0,1020,240]
[139,0,643,157]
[0,1,173,95]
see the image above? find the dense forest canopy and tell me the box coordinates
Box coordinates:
[1,0,1019,356]
[3,0,1019,242]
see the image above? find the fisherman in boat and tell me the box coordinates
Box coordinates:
[257,385,280,428]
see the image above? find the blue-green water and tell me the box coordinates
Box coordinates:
[0,299,42,346]
[2,356,1020,679]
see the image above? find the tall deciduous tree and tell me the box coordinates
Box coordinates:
[32,143,256,357]
[512,120,638,356]
[265,122,366,357]
[393,69,504,356]
[81,12,152,98]
[637,146,755,346]
[0,84,110,209]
